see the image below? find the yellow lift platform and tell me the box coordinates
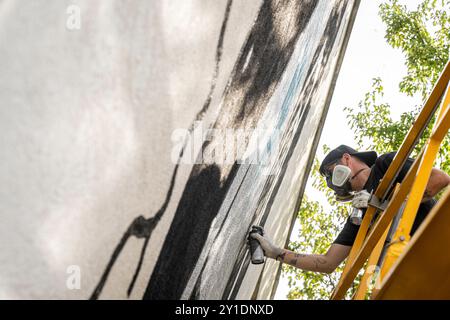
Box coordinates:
[330,59,450,300]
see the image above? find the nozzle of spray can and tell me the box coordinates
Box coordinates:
[248,226,265,264]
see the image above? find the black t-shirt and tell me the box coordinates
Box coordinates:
[333,152,436,246]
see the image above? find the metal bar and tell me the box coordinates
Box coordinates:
[353,184,401,300]
[354,221,391,300]
[430,103,450,142]
[369,200,405,300]
[373,187,450,299]
[376,200,406,281]
[393,83,450,242]
[394,140,440,240]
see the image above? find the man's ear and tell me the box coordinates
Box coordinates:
[342,153,350,165]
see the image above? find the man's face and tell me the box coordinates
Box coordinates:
[325,153,372,193]
[323,155,348,176]
[323,154,355,191]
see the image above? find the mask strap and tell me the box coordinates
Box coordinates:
[350,167,369,181]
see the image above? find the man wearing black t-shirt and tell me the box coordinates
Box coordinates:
[250,145,450,274]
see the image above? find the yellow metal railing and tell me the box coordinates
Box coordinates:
[330,60,450,300]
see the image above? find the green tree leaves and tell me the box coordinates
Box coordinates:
[380,0,450,98]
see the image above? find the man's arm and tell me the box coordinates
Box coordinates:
[249,232,351,274]
[422,168,450,202]
[275,244,351,274]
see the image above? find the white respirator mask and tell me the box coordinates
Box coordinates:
[332,165,352,187]
[328,165,367,202]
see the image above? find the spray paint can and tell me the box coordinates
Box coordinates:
[248,226,265,264]
[350,207,363,225]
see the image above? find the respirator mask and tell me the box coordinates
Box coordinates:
[326,164,368,202]
[326,165,353,201]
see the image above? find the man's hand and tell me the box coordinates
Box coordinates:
[352,190,371,209]
[249,233,283,260]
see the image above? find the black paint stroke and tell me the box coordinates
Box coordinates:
[90,0,233,300]
[228,0,319,126]
[90,163,179,299]
[143,161,239,299]
[194,0,233,123]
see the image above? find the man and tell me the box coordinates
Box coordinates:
[250,145,450,274]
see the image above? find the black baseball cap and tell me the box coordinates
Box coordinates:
[319,145,378,176]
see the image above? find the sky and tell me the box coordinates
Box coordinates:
[274,0,423,299]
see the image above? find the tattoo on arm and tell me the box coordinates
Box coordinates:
[290,253,306,266]
[313,257,327,271]
[277,252,306,266]
[276,252,330,272]
[276,251,286,262]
